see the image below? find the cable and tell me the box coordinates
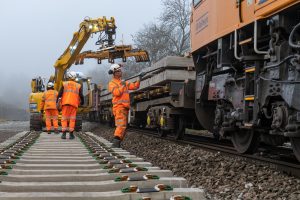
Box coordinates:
[263,55,296,71]
[289,22,300,48]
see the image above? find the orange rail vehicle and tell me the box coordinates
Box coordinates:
[190,0,300,161]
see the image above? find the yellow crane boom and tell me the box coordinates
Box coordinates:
[52,17,116,91]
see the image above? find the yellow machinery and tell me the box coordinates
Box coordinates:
[75,45,149,65]
[29,16,149,131]
[29,17,116,131]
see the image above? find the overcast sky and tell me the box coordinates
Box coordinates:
[0,0,162,109]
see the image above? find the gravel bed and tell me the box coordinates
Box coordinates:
[0,130,21,143]
[0,121,29,143]
[92,125,300,200]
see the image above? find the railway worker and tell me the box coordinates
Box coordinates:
[40,82,59,134]
[108,64,145,148]
[57,71,84,140]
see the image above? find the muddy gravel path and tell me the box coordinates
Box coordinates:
[91,125,300,200]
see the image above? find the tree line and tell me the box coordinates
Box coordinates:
[87,0,191,87]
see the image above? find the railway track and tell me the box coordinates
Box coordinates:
[0,131,205,200]
[129,127,300,178]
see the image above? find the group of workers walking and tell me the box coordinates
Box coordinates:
[40,71,84,139]
[40,64,143,147]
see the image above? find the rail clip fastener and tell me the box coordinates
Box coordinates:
[121,184,173,193]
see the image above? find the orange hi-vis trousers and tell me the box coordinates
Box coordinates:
[61,105,77,132]
[45,109,59,131]
[113,107,129,140]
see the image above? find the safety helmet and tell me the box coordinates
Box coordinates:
[66,71,77,80]
[108,64,122,75]
[47,82,54,89]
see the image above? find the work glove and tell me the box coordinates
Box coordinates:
[138,71,146,79]
[120,81,126,87]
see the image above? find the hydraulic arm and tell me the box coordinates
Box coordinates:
[52,17,116,91]
[74,45,150,65]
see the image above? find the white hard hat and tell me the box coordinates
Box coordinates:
[108,64,122,74]
[66,71,77,80]
[47,82,54,88]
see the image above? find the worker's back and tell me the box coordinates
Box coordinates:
[62,81,81,108]
[42,90,58,110]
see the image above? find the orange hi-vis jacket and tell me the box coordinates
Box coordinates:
[108,78,140,109]
[41,90,58,110]
[61,81,81,108]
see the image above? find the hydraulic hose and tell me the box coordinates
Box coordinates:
[289,22,300,49]
[263,55,297,71]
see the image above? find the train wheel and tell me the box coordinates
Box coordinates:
[175,117,185,140]
[30,113,42,131]
[231,129,259,154]
[290,137,300,162]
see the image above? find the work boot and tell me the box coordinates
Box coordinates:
[69,132,75,140]
[54,129,59,134]
[61,132,66,139]
[111,137,121,148]
[47,130,51,134]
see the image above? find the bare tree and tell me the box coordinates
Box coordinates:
[160,0,191,55]
[133,23,173,65]
[121,59,146,79]
[132,0,191,64]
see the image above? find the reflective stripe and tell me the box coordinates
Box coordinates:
[45,99,56,102]
[46,116,58,119]
[62,116,76,120]
[112,87,122,94]
[112,100,130,104]
[63,89,79,94]
[116,125,127,128]
[111,87,117,93]
[111,81,119,86]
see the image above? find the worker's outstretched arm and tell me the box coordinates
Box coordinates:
[108,82,124,97]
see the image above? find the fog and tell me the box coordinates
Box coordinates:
[0,0,162,110]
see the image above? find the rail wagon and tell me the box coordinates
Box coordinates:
[190,0,300,161]
[128,56,199,139]
[96,56,200,138]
